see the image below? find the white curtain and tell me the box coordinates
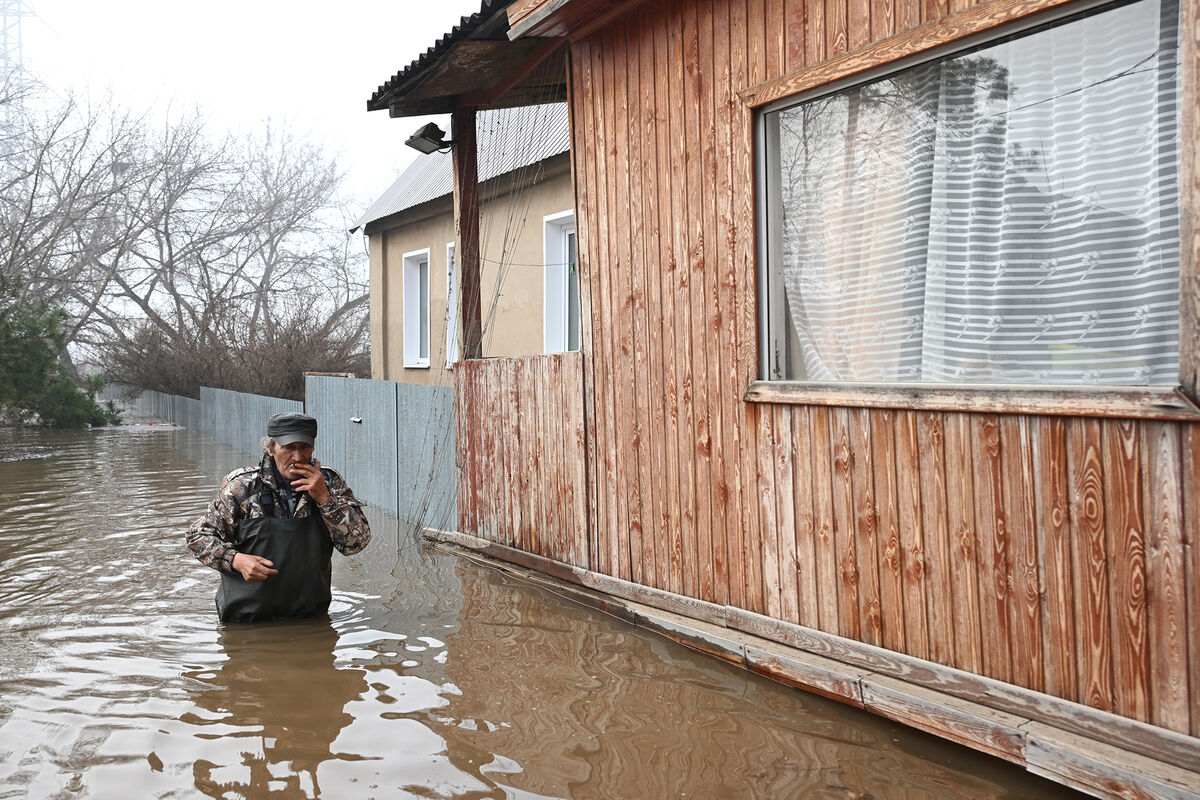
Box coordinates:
[774,0,1179,385]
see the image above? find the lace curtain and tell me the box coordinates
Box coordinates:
[771,0,1180,384]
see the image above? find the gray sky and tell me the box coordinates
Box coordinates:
[20,0,482,208]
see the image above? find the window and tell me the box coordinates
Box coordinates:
[402,248,430,367]
[445,242,458,369]
[759,0,1180,389]
[544,210,580,353]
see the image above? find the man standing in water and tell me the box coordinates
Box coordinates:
[186,411,371,622]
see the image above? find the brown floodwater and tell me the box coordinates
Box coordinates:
[0,424,1085,799]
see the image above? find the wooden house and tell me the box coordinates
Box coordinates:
[356,103,577,385]
[366,0,1200,796]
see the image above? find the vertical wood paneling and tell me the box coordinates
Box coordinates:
[1001,416,1041,693]
[684,0,716,603]
[897,0,920,31]
[569,39,599,572]
[1185,426,1200,737]
[972,414,1012,684]
[831,407,860,640]
[784,0,806,72]
[516,358,533,554]
[919,412,953,667]
[850,408,882,646]
[549,356,567,559]
[895,411,929,661]
[775,407,800,623]
[828,0,850,55]
[551,0,1199,736]
[634,3,664,590]
[455,354,586,564]
[944,413,982,673]
[811,406,839,633]
[871,0,896,40]
[792,408,819,626]
[1104,419,1149,721]
[610,22,639,584]
[505,358,521,549]
[1145,421,1189,731]
[628,11,657,591]
[594,33,620,579]
[758,406,782,618]
[1070,418,1114,713]
[648,2,684,596]
[805,0,826,66]
[849,0,872,50]
[711,0,735,608]
[669,0,697,597]
[766,0,785,77]
[699,0,730,606]
[741,0,766,615]
[1035,416,1076,702]
[922,0,948,24]
[872,410,905,654]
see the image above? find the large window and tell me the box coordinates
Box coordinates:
[759,0,1180,388]
[403,248,430,368]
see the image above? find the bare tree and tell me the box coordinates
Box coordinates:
[1,87,369,400]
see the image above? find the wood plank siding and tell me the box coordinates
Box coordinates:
[456,353,589,568]
[451,0,1199,749]
[559,0,1200,737]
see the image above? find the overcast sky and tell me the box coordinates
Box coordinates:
[20,0,483,208]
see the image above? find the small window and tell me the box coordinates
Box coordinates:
[544,211,580,353]
[759,0,1181,387]
[403,248,430,368]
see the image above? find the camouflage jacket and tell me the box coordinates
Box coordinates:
[185,452,371,573]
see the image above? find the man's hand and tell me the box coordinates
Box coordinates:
[232,552,278,582]
[290,460,330,505]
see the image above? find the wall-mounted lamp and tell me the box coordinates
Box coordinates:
[405,122,453,154]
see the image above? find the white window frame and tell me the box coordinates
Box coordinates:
[748,0,1200,420]
[543,210,579,353]
[445,241,458,370]
[402,247,430,368]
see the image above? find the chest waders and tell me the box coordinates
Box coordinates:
[216,487,333,623]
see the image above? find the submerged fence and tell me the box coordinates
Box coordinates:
[108,379,455,526]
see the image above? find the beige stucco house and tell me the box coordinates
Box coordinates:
[356,102,575,386]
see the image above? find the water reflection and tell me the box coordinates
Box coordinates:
[0,425,1083,799]
[184,619,367,797]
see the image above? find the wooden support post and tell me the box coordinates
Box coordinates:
[452,105,482,360]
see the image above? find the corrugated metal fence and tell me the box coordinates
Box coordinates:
[105,379,456,527]
[305,376,456,531]
[198,387,303,455]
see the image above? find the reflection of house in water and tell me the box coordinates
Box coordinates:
[184,621,367,799]
[429,560,1031,798]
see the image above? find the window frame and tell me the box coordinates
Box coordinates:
[744,0,1200,420]
[402,247,431,369]
[543,209,580,354]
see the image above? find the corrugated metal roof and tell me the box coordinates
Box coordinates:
[354,101,570,232]
[367,0,514,113]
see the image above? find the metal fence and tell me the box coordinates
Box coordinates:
[104,386,204,430]
[198,387,303,455]
[104,379,457,527]
[305,376,456,530]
